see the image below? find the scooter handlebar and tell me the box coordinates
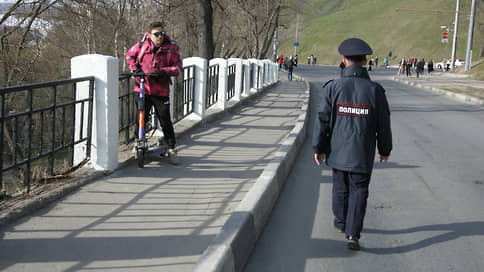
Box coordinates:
[120,71,159,77]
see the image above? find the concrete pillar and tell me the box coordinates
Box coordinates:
[242,60,251,97]
[71,54,119,171]
[248,59,259,93]
[228,58,243,101]
[257,60,264,88]
[266,60,274,84]
[209,58,228,110]
[183,57,208,120]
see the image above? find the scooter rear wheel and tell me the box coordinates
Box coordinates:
[137,148,144,168]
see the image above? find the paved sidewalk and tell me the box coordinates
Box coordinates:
[0,77,307,272]
[393,71,484,105]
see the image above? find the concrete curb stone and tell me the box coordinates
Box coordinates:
[392,76,484,106]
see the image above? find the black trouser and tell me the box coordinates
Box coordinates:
[136,95,176,149]
[332,168,371,239]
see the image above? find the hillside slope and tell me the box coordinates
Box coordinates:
[279,0,483,66]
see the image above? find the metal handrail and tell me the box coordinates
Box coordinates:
[1,76,94,195]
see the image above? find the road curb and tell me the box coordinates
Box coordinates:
[193,74,310,272]
[392,77,484,106]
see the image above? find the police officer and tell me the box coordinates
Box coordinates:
[313,38,392,250]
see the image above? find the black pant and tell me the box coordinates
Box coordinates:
[332,168,371,239]
[136,95,176,149]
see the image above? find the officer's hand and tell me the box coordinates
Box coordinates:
[380,155,389,162]
[156,69,166,78]
[314,153,325,166]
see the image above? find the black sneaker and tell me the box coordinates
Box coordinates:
[347,237,360,251]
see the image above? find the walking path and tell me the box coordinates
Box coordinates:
[0,76,309,272]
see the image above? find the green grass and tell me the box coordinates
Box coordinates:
[279,0,483,70]
[471,60,484,80]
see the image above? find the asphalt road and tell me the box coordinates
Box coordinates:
[245,64,484,272]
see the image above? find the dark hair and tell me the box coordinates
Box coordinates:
[149,22,164,32]
[344,55,366,63]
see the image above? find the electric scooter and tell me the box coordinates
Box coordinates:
[123,71,159,168]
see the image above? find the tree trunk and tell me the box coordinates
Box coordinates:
[197,0,214,59]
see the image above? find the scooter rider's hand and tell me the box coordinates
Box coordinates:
[155,69,166,78]
[131,68,142,78]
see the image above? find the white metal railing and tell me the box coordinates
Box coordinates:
[71,55,279,171]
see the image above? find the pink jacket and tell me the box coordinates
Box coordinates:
[126,33,182,97]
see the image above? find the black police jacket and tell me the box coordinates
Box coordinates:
[312,65,392,174]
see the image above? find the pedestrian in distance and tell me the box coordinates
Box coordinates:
[126,21,183,165]
[416,58,425,78]
[286,57,295,81]
[313,37,393,251]
[398,58,406,76]
[406,58,412,77]
[279,55,284,69]
[427,59,434,74]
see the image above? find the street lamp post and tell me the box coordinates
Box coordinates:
[450,0,460,70]
[465,0,477,71]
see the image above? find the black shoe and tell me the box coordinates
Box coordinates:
[347,237,360,251]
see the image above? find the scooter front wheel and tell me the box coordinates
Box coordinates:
[137,148,145,168]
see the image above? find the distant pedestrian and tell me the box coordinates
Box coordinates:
[406,59,412,77]
[383,58,388,68]
[313,38,392,251]
[279,55,284,69]
[416,59,425,78]
[375,57,378,68]
[286,57,294,81]
[427,59,434,74]
[398,58,406,76]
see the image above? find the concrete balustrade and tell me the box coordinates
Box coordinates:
[209,58,229,111]
[71,55,279,171]
[71,54,119,172]
[228,58,243,103]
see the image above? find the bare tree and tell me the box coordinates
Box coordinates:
[196,0,215,59]
[218,0,281,59]
[1,0,60,86]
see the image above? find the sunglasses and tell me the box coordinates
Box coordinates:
[152,31,165,37]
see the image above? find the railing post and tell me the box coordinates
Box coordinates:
[209,58,228,110]
[241,60,250,97]
[228,58,243,102]
[248,59,258,93]
[274,62,278,82]
[264,60,272,85]
[71,54,119,171]
[257,60,264,89]
[183,57,207,120]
